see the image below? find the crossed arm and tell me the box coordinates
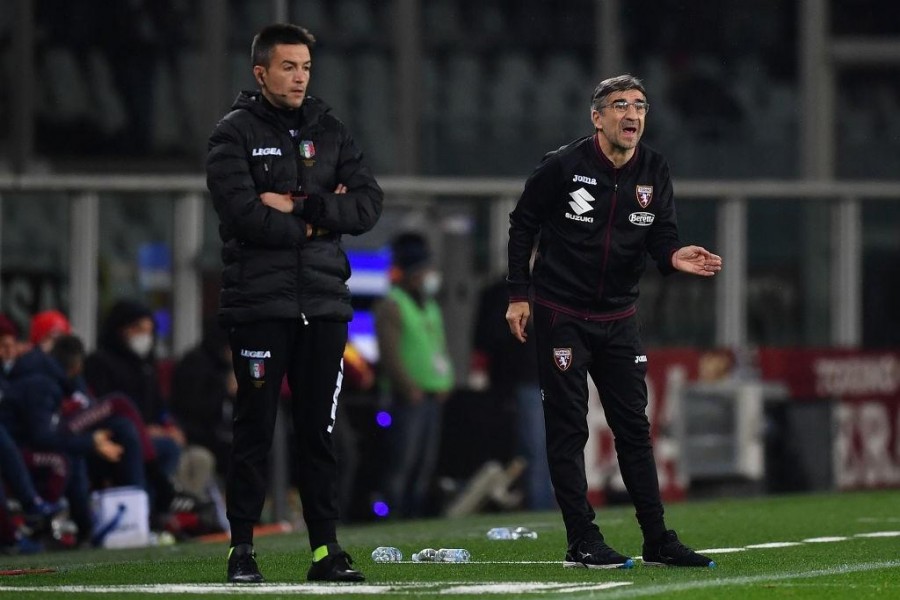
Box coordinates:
[259,184,348,237]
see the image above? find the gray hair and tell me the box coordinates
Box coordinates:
[591,74,647,111]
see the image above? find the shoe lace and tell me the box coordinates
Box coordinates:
[577,538,614,558]
[661,536,695,559]
[232,547,257,565]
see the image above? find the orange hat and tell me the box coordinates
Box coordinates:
[29,310,71,345]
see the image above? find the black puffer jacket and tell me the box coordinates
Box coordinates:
[206,91,383,324]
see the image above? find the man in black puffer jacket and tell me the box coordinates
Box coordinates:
[206,23,382,584]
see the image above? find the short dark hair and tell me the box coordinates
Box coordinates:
[49,334,85,374]
[251,23,316,68]
[591,74,647,111]
[391,232,431,271]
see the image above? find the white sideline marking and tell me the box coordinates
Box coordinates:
[855,531,900,538]
[857,517,900,523]
[598,560,900,599]
[438,582,632,594]
[0,581,633,596]
[393,561,560,565]
[2,530,898,596]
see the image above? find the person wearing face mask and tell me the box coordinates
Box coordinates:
[84,299,217,528]
[374,232,454,519]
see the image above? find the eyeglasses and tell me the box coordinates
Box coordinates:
[598,100,649,115]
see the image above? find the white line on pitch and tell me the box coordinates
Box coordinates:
[591,560,900,600]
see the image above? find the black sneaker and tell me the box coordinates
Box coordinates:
[564,537,635,569]
[227,543,265,583]
[642,530,716,568]
[307,543,365,582]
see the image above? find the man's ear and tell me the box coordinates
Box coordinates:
[253,65,266,87]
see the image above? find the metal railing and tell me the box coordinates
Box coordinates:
[2,174,900,353]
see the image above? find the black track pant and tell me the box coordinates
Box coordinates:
[226,317,347,550]
[532,304,666,545]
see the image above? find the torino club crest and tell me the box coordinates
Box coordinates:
[636,185,653,208]
[553,348,573,371]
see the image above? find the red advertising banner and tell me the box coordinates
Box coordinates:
[586,347,900,506]
[758,349,900,490]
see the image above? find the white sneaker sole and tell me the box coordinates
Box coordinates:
[563,558,635,569]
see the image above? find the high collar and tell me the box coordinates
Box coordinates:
[592,133,640,171]
[232,90,329,129]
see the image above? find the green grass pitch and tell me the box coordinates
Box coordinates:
[0,489,897,598]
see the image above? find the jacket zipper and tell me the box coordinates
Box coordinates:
[596,175,618,304]
[281,127,308,326]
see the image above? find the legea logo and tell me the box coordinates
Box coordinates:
[252,147,282,156]
[240,349,272,358]
[629,212,654,226]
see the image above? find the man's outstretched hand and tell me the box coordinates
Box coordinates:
[671,245,722,276]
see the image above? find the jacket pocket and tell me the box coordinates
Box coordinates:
[248,158,272,191]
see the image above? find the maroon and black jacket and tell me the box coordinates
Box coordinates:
[507,135,681,320]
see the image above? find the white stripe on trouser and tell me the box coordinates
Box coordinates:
[326,359,344,433]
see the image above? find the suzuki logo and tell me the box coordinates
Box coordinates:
[568,188,595,215]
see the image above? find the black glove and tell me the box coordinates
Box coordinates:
[290,192,324,223]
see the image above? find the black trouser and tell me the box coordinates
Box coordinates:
[227,317,347,550]
[532,304,666,546]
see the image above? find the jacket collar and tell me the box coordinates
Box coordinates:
[591,133,640,172]
[232,90,329,129]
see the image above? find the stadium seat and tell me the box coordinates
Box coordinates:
[353,53,395,173]
[423,0,462,44]
[289,0,330,38]
[445,53,484,143]
[310,52,351,120]
[534,53,588,145]
[487,51,534,143]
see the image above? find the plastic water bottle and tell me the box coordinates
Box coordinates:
[436,548,471,563]
[371,546,403,562]
[511,526,538,540]
[411,548,438,562]
[487,526,538,540]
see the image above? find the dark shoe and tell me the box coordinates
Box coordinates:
[307,543,365,582]
[642,530,716,568]
[16,535,45,555]
[29,498,67,520]
[564,537,634,569]
[25,498,68,534]
[227,543,265,583]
